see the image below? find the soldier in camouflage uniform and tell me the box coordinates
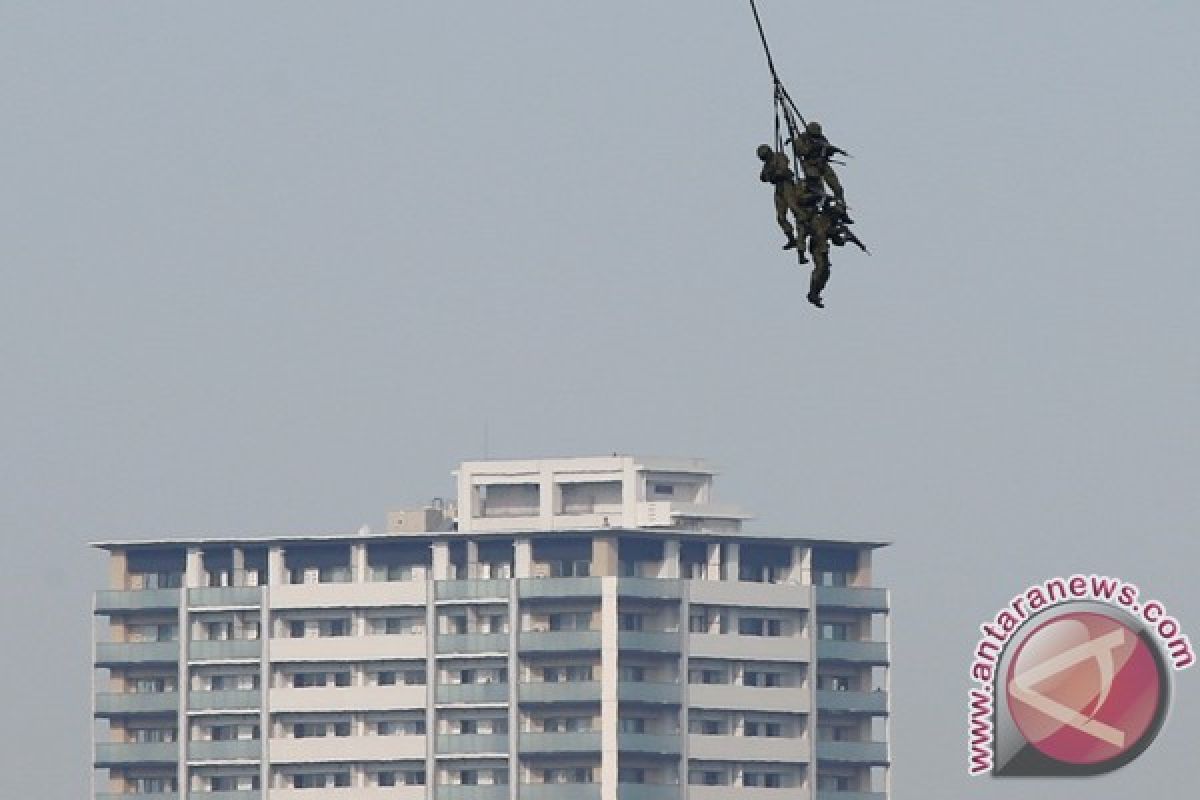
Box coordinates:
[793,121,846,205]
[757,144,817,262]
[805,198,840,308]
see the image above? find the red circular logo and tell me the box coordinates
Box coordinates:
[1005,611,1163,765]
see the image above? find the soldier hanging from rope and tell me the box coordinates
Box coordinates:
[804,196,869,309]
[792,120,847,207]
[757,144,819,262]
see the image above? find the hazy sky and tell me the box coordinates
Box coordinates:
[2,3,1198,798]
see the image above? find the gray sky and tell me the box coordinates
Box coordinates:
[2,2,1198,797]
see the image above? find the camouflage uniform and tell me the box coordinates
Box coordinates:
[806,201,837,308]
[794,121,845,205]
[758,146,816,259]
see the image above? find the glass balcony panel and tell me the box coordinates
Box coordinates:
[436,632,509,654]
[94,741,178,765]
[188,587,263,608]
[95,641,179,666]
[436,579,511,601]
[188,689,261,712]
[517,631,601,652]
[616,682,681,705]
[519,681,601,704]
[815,740,890,764]
[814,586,889,612]
[517,577,602,599]
[94,691,179,715]
[95,589,181,613]
[815,690,888,714]
[436,682,509,704]
[518,731,602,753]
[435,733,509,754]
[188,640,262,662]
[815,640,889,664]
[187,738,261,761]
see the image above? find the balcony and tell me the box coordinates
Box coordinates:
[436,733,510,755]
[95,691,178,715]
[688,733,808,762]
[617,631,680,653]
[437,633,509,655]
[688,633,810,662]
[95,589,181,614]
[517,577,601,599]
[518,631,601,652]
[270,788,425,800]
[436,682,509,705]
[269,579,427,609]
[815,640,889,665]
[814,586,889,613]
[95,794,178,800]
[815,690,888,715]
[520,785,600,800]
[687,579,810,609]
[190,792,262,800]
[617,682,681,705]
[617,733,680,755]
[437,579,511,601]
[95,641,179,667]
[188,639,261,662]
[815,793,887,800]
[270,684,427,712]
[616,577,681,600]
[271,634,427,662]
[815,740,889,765]
[188,689,261,712]
[688,788,797,800]
[187,738,261,761]
[270,734,425,762]
[94,740,178,766]
[518,731,601,753]
[519,681,601,704]
[618,786,680,800]
[437,787,510,800]
[686,684,810,713]
[188,587,263,608]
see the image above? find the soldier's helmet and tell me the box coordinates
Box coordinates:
[756,144,773,160]
[806,121,823,135]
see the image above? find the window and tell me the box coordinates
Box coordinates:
[548,612,592,632]
[618,768,646,784]
[333,721,351,737]
[377,670,396,686]
[319,618,351,637]
[817,775,852,791]
[544,665,592,683]
[492,769,509,785]
[377,719,425,735]
[689,613,709,633]
[688,668,726,685]
[815,570,849,587]
[289,620,306,638]
[618,717,646,733]
[818,674,852,691]
[334,671,352,687]
[743,772,784,788]
[689,770,725,786]
[819,622,849,641]
[133,678,168,693]
[458,770,479,786]
[619,613,644,632]
[206,621,233,641]
[744,671,782,688]
[403,669,427,685]
[652,483,675,496]
[482,614,507,634]
[378,771,396,787]
[744,721,783,737]
[618,665,646,682]
[550,560,590,578]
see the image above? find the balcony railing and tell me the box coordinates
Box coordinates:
[617,733,681,754]
[815,793,887,800]
[188,587,263,608]
[437,632,509,654]
[618,785,681,800]
[815,640,889,664]
[436,733,510,755]
[517,577,602,599]
[187,738,261,761]
[95,641,179,666]
[617,631,681,653]
[617,681,682,705]
[188,639,262,662]
[436,683,509,704]
[436,580,511,601]
[95,793,179,800]
[519,681,601,704]
[815,690,888,714]
[518,731,601,753]
[616,577,682,600]
[94,691,178,715]
[188,689,261,712]
[94,740,178,766]
[520,785,600,800]
[814,586,889,612]
[815,740,890,765]
[518,630,601,652]
[188,792,262,800]
[436,786,510,800]
[95,589,181,614]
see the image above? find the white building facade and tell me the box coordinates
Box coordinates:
[93,456,891,800]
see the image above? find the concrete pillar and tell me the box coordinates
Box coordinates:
[854,549,873,587]
[725,542,739,582]
[432,542,450,580]
[109,550,128,590]
[539,468,555,527]
[185,548,204,588]
[514,538,532,578]
[268,547,286,586]
[466,540,480,579]
[231,547,246,588]
[600,577,619,800]
[351,543,367,583]
[660,539,680,579]
[592,535,618,577]
[789,546,810,584]
[705,543,721,581]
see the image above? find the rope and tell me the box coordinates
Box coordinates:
[752,1,806,173]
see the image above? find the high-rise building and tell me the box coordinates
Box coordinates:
[93,455,891,800]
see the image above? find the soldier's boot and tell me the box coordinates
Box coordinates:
[782,236,798,250]
[806,291,824,308]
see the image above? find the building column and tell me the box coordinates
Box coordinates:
[268,547,286,586]
[431,541,450,580]
[789,546,810,584]
[660,539,681,579]
[466,539,480,579]
[600,577,619,800]
[514,538,532,578]
[231,547,246,588]
[592,535,618,577]
[724,542,739,582]
[185,548,204,588]
[351,542,368,583]
[854,549,873,587]
[705,543,721,581]
[109,550,128,590]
